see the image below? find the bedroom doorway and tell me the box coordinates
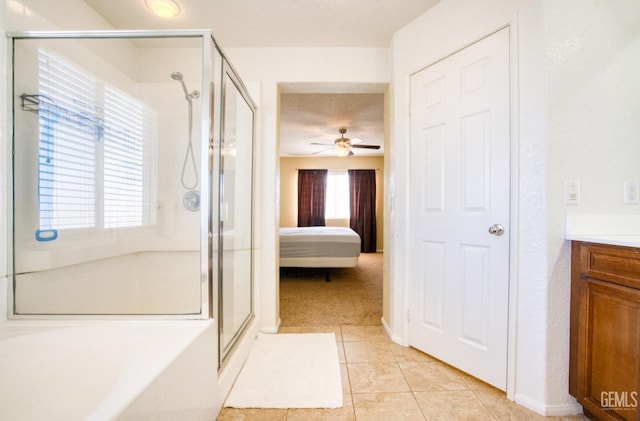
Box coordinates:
[407,27,511,390]
[277,84,387,327]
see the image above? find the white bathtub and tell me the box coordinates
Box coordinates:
[0,321,218,420]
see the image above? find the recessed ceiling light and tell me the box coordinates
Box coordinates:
[145,0,181,19]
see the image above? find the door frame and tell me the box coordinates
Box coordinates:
[400,20,519,400]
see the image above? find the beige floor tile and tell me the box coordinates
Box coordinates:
[389,343,438,363]
[337,343,346,363]
[351,392,426,420]
[491,407,548,421]
[286,394,355,421]
[216,407,287,420]
[472,387,547,420]
[348,362,410,393]
[414,390,492,419]
[277,252,581,420]
[427,408,497,420]
[343,341,395,363]
[277,326,303,334]
[341,325,389,342]
[297,325,343,341]
[340,364,351,394]
[399,361,467,392]
[468,384,504,401]
[454,370,498,391]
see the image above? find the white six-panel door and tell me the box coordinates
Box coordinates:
[408,27,510,390]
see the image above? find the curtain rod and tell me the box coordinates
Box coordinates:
[295,168,381,171]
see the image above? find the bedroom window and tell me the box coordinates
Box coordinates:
[325,170,350,219]
[37,49,157,231]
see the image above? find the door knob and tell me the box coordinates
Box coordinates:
[488,224,505,236]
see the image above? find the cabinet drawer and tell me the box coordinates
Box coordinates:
[580,243,640,290]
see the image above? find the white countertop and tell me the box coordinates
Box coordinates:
[566,214,640,248]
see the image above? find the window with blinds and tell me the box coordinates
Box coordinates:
[37,49,157,231]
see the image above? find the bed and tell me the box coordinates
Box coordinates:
[279,226,361,269]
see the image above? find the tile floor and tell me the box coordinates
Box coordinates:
[217,324,588,420]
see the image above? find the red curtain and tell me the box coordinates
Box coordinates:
[297,169,327,227]
[349,170,376,253]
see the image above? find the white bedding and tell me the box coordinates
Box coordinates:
[279,227,361,268]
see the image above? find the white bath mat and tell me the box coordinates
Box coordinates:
[224,333,343,409]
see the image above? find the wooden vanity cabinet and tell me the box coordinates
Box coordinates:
[570,241,640,420]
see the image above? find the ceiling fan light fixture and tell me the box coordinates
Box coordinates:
[336,147,351,157]
[309,127,379,157]
[146,0,181,18]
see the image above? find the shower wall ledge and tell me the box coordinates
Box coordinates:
[15,236,199,273]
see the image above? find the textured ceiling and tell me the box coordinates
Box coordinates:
[83,0,440,48]
[280,93,385,157]
[77,0,439,157]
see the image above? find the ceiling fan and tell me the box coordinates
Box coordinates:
[311,128,381,157]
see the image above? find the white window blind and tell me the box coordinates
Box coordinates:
[325,170,350,219]
[37,49,157,231]
[38,50,98,230]
[103,86,157,228]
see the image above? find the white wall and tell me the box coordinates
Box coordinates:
[224,47,389,332]
[391,0,640,415]
[544,0,640,408]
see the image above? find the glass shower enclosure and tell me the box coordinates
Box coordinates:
[9,30,255,365]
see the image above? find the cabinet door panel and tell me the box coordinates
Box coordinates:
[578,279,640,421]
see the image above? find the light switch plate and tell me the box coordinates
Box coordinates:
[624,181,639,205]
[564,181,580,205]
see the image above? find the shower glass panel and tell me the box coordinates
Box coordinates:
[11,34,207,315]
[219,61,255,363]
[10,31,254,335]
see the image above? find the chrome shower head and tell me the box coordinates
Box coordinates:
[172,72,199,102]
[171,71,194,100]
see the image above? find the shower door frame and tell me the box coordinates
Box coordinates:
[7,30,219,321]
[215,49,257,366]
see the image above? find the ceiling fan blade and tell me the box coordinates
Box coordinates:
[348,150,355,157]
[310,142,334,146]
[351,144,381,149]
[312,147,336,155]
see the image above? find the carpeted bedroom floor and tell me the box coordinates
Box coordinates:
[278,252,383,327]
